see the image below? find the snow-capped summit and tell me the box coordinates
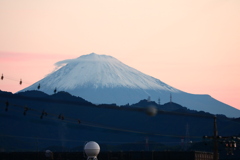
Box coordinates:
[20,53,240,117]
[38,53,179,91]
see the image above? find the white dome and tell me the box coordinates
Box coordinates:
[84,141,100,157]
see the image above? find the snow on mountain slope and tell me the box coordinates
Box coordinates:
[20,53,240,117]
[40,53,178,91]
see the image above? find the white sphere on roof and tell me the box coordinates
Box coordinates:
[84,141,100,157]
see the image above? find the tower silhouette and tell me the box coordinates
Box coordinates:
[185,123,191,150]
[147,96,151,102]
[145,137,149,151]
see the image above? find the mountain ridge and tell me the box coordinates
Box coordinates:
[19,53,240,117]
[1,90,231,118]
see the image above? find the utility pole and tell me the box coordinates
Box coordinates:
[185,123,190,151]
[213,116,218,160]
[203,116,240,159]
[203,116,219,160]
[145,137,149,151]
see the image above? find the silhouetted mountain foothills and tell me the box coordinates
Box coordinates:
[233,117,240,122]
[0,90,239,152]
[14,90,94,106]
[0,90,12,95]
[16,90,49,97]
[130,100,188,112]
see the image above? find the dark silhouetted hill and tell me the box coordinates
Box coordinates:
[0,90,239,152]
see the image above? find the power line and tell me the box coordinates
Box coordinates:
[0,73,33,85]
[0,134,191,146]
[0,100,203,140]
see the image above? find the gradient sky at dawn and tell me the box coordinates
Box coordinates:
[0,0,240,110]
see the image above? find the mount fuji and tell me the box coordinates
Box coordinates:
[20,53,240,117]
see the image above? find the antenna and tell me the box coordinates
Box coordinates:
[170,93,172,103]
[147,96,151,102]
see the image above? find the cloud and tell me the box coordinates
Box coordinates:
[55,59,73,67]
[53,59,74,72]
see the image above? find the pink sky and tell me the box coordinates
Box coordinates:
[0,0,240,110]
